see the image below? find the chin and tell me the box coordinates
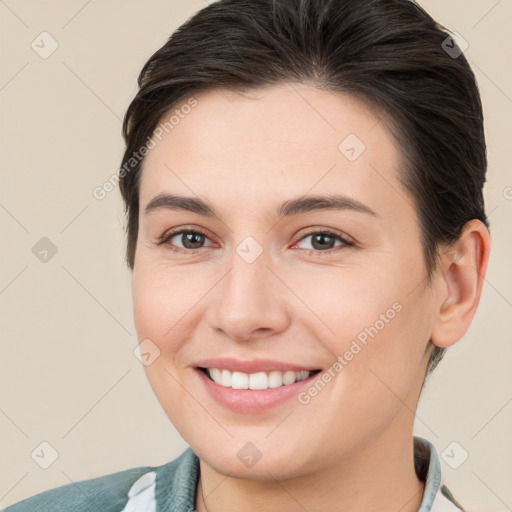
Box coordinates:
[191,436,317,481]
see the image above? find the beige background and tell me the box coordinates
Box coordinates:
[0,1,511,510]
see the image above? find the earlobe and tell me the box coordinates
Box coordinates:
[430,219,491,348]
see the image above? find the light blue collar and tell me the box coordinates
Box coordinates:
[415,436,443,511]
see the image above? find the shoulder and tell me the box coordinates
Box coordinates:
[2,448,195,512]
[2,466,153,512]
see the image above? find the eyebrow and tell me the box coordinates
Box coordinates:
[144,193,379,219]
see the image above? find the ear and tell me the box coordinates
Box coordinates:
[431,219,491,348]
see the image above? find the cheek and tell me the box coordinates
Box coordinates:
[307,264,430,395]
[337,291,431,421]
[131,263,197,428]
[300,265,403,346]
[132,262,200,343]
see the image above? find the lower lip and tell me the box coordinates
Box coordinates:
[194,368,320,414]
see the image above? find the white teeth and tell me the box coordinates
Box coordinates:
[268,371,283,388]
[220,369,231,387]
[231,371,249,389]
[249,372,268,390]
[205,368,312,390]
[209,368,222,382]
[282,370,296,385]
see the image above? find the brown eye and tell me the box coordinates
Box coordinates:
[294,230,354,254]
[174,231,206,249]
[158,229,214,254]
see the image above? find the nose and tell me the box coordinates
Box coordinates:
[207,244,290,343]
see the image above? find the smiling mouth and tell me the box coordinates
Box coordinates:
[198,367,322,390]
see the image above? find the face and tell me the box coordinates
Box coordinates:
[131,84,438,479]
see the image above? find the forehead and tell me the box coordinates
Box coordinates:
[138,84,408,222]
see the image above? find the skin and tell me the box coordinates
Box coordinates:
[131,84,490,512]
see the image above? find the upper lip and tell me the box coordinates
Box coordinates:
[194,357,321,374]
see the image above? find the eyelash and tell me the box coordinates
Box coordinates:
[156,227,355,256]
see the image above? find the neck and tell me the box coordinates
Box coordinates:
[195,418,425,512]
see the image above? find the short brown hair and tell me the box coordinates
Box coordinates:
[119,0,489,377]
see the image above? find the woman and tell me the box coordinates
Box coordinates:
[5,0,490,510]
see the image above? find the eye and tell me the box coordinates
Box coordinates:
[293,229,354,255]
[156,227,354,256]
[157,228,214,254]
